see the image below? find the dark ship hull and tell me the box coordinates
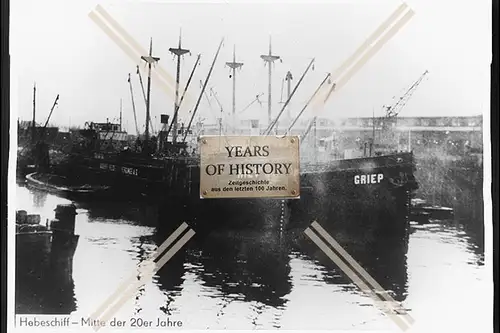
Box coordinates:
[60,149,417,238]
[59,151,285,234]
[286,151,418,240]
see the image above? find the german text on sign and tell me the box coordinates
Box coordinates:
[199,135,300,199]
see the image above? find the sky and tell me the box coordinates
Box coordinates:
[11,0,492,134]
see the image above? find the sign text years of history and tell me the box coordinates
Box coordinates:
[199,136,300,199]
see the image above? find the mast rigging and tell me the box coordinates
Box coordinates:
[286,73,331,137]
[285,71,293,120]
[140,38,160,143]
[183,38,224,142]
[260,36,281,131]
[31,82,36,144]
[169,29,190,144]
[119,98,123,130]
[210,88,225,135]
[127,73,140,136]
[39,94,60,141]
[238,93,263,114]
[136,65,155,135]
[265,58,315,135]
[225,45,244,133]
[165,53,201,140]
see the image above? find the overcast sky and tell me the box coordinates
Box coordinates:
[11,0,491,134]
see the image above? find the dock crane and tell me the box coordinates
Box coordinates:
[127,73,140,136]
[39,94,60,140]
[379,70,429,151]
[34,94,59,172]
[383,70,429,124]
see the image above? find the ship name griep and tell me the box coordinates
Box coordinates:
[354,173,384,185]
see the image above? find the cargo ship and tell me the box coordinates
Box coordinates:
[54,38,285,233]
[54,37,418,236]
[63,124,416,238]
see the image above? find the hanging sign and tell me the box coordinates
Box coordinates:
[199,135,300,199]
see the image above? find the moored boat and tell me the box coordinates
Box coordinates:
[26,172,110,199]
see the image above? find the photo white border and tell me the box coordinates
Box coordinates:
[6,1,494,333]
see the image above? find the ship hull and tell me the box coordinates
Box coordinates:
[286,152,418,240]
[59,151,417,237]
[60,153,285,233]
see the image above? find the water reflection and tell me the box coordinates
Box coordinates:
[32,190,48,208]
[14,183,489,330]
[191,230,291,308]
[16,234,77,314]
[291,222,410,303]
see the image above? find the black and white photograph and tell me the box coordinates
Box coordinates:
[8,0,493,331]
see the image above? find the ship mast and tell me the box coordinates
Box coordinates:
[140,38,160,143]
[136,66,155,135]
[119,98,123,131]
[225,45,244,134]
[265,58,314,135]
[127,73,140,136]
[285,71,293,120]
[164,53,201,144]
[169,29,190,144]
[183,38,225,143]
[260,36,280,132]
[31,82,36,144]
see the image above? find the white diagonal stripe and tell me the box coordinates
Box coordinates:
[93,229,195,331]
[311,221,415,323]
[89,222,189,322]
[305,227,413,331]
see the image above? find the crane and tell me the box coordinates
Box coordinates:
[383,70,429,120]
[127,73,140,136]
[379,70,429,151]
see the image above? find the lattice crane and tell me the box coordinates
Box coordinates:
[383,70,429,120]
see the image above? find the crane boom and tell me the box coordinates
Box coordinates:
[238,93,263,114]
[127,73,140,136]
[210,88,224,112]
[183,38,225,142]
[384,70,429,119]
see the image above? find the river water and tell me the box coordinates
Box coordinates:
[14,183,490,332]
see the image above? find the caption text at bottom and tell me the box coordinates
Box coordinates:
[17,316,183,329]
